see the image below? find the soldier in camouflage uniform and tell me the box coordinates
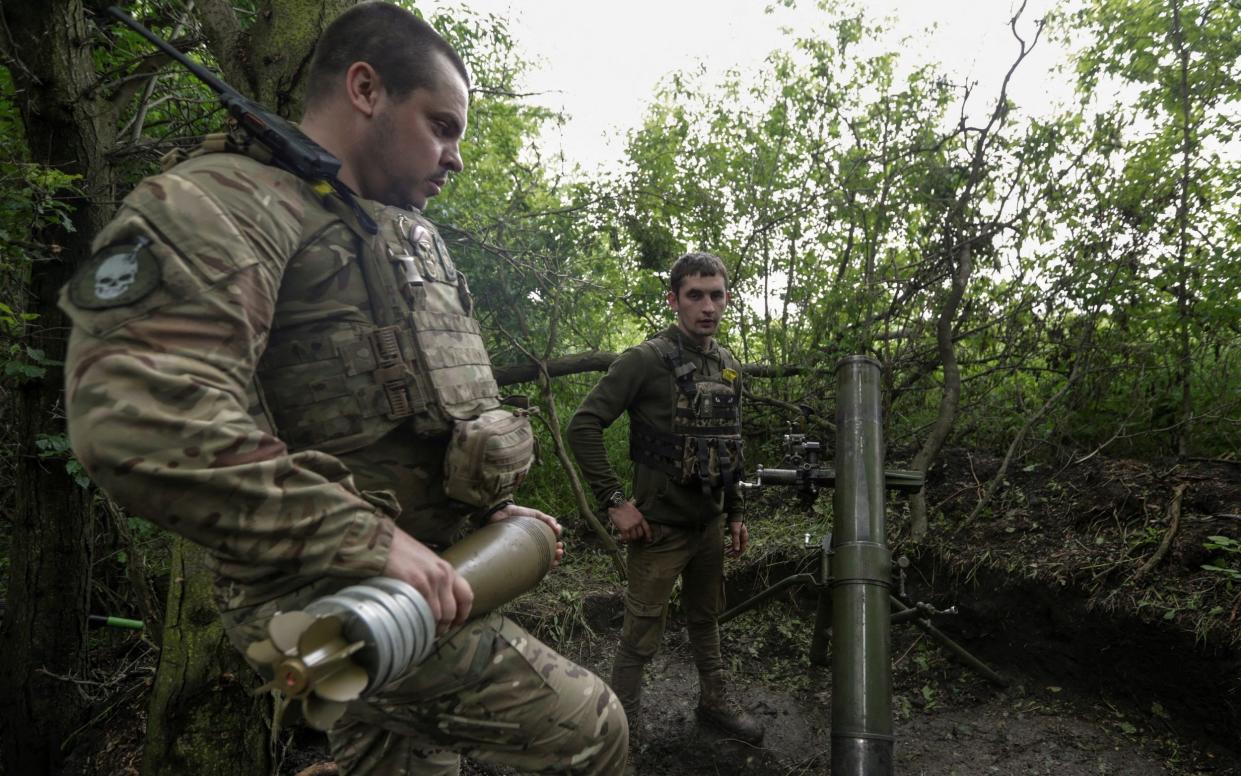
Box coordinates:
[566,253,764,746]
[61,4,626,774]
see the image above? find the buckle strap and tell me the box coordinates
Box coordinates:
[370,325,415,418]
[716,439,736,488]
[695,437,713,495]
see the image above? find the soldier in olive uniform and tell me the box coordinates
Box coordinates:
[61,4,626,774]
[567,253,764,745]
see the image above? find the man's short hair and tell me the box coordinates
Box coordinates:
[670,252,729,295]
[305,2,469,110]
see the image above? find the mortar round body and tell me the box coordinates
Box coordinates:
[441,515,557,615]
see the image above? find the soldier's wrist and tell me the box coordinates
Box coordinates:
[472,498,515,528]
[600,488,626,513]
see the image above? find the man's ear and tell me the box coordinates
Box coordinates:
[344,62,382,118]
[666,289,678,309]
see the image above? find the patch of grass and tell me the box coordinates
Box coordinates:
[722,601,817,692]
[503,535,621,652]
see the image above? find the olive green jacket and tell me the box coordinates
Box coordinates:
[567,326,742,527]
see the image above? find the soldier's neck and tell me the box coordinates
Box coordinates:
[675,323,713,350]
[300,111,368,199]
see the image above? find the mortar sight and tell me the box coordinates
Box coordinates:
[742,433,923,494]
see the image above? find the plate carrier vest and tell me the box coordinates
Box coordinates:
[628,333,743,494]
[185,136,534,508]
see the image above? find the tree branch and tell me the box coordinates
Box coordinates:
[104,36,204,112]
[1131,484,1187,583]
[493,351,831,387]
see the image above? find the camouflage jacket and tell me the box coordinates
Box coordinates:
[60,146,479,609]
[566,326,743,527]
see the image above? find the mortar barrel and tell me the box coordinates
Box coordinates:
[831,355,894,776]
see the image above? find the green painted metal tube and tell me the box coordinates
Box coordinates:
[755,465,924,493]
[441,515,557,616]
[831,356,894,775]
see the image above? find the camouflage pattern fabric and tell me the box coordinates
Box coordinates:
[224,594,627,775]
[442,408,535,508]
[62,149,396,602]
[61,146,624,774]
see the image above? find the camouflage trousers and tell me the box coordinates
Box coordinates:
[221,582,628,775]
[613,514,726,680]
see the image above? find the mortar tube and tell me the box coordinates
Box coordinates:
[831,356,894,776]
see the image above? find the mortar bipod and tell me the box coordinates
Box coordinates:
[718,536,1007,689]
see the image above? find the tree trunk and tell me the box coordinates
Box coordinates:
[495,350,620,386]
[909,244,973,538]
[1170,0,1194,459]
[196,0,355,117]
[142,539,272,776]
[492,350,825,387]
[0,0,118,770]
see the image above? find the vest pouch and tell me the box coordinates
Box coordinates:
[443,409,535,507]
[629,420,743,490]
[681,435,744,489]
[628,333,744,492]
[406,309,502,436]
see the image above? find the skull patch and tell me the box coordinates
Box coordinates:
[68,235,160,310]
[94,250,139,299]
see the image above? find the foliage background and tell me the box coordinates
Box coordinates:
[1,0,1237,630]
[0,0,1237,771]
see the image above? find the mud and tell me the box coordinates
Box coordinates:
[507,570,1241,776]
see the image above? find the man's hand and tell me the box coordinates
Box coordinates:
[609,500,651,543]
[382,527,473,634]
[486,503,566,567]
[726,520,748,558]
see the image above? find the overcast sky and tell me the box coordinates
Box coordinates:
[429,1,1072,174]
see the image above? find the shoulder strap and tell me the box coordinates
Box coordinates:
[647,332,698,398]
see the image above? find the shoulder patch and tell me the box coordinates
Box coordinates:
[68,236,161,310]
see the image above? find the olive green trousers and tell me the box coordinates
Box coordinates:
[611,513,727,706]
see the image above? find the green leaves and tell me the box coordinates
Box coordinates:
[2,344,58,384]
[35,433,91,489]
[1202,535,1241,583]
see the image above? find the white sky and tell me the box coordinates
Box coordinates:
[430,0,1073,175]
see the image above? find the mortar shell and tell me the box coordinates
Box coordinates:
[441,515,557,615]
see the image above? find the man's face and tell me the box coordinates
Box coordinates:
[366,56,468,210]
[668,272,729,344]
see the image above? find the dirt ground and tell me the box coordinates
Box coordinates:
[490,575,1241,776]
[513,452,1241,776]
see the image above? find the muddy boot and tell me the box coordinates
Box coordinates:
[610,662,645,751]
[696,672,764,744]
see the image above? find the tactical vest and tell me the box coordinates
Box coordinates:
[629,333,743,493]
[185,137,533,508]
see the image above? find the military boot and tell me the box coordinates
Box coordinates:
[696,672,764,744]
[610,662,645,750]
